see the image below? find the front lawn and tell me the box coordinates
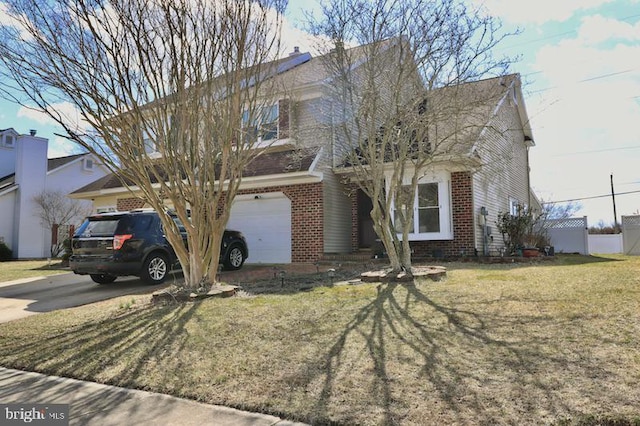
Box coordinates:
[0,260,69,283]
[1,254,639,425]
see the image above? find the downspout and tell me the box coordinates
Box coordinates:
[331,101,336,169]
[526,145,531,208]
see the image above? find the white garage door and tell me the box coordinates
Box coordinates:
[227,193,291,264]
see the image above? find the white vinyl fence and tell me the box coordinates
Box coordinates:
[588,234,623,254]
[622,215,640,255]
[545,217,589,255]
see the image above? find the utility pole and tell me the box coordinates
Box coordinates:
[611,173,619,233]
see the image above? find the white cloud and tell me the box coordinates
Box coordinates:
[0,2,16,26]
[48,136,80,158]
[528,14,640,222]
[17,102,89,132]
[578,14,640,45]
[0,1,35,41]
[280,17,324,56]
[472,0,614,24]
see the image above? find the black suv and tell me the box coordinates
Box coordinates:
[70,209,248,284]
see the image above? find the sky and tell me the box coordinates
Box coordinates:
[1,0,639,227]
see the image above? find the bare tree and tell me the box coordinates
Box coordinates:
[309,0,513,274]
[0,0,287,288]
[33,190,92,257]
[541,200,582,220]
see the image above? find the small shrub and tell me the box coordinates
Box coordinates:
[496,204,550,254]
[0,242,12,261]
[60,238,72,266]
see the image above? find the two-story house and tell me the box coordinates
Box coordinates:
[0,128,109,258]
[70,41,539,263]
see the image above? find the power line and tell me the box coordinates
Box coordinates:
[526,68,639,95]
[542,189,640,205]
[550,145,640,157]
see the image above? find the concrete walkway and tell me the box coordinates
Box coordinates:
[0,368,307,426]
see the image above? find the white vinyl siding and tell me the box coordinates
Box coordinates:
[472,91,532,253]
[322,170,352,253]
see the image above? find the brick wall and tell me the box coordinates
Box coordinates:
[117,197,145,211]
[235,183,324,263]
[350,188,359,251]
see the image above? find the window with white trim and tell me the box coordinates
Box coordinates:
[509,198,528,216]
[4,135,15,147]
[242,104,279,144]
[142,128,157,154]
[509,198,519,216]
[390,171,453,240]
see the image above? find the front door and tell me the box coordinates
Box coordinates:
[357,189,377,248]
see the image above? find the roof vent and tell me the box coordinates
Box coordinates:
[29,129,37,136]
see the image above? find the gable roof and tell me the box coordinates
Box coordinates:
[47,153,87,172]
[428,73,531,157]
[338,73,532,170]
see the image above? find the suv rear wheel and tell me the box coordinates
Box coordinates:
[90,274,117,284]
[224,244,245,270]
[141,253,169,284]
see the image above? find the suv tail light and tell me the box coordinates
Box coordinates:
[113,234,133,250]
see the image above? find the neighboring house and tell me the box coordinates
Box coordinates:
[70,41,539,263]
[0,128,109,258]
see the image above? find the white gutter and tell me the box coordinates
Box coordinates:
[69,169,324,200]
[0,184,18,197]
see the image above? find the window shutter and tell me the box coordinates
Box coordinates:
[278,99,289,139]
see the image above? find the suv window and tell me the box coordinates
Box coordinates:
[172,216,187,232]
[119,215,153,234]
[76,218,121,237]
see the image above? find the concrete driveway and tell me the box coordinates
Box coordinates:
[0,263,325,324]
[0,273,175,323]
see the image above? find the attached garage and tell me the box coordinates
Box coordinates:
[227,192,292,264]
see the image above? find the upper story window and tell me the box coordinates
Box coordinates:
[241,99,290,146]
[243,104,279,143]
[142,129,158,154]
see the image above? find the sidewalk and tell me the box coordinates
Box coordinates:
[0,367,308,426]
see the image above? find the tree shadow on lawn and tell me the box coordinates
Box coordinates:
[303,282,632,425]
[0,303,198,395]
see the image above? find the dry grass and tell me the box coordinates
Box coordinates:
[0,260,69,282]
[1,254,639,425]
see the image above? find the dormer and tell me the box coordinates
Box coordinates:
[0,128,18,149]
